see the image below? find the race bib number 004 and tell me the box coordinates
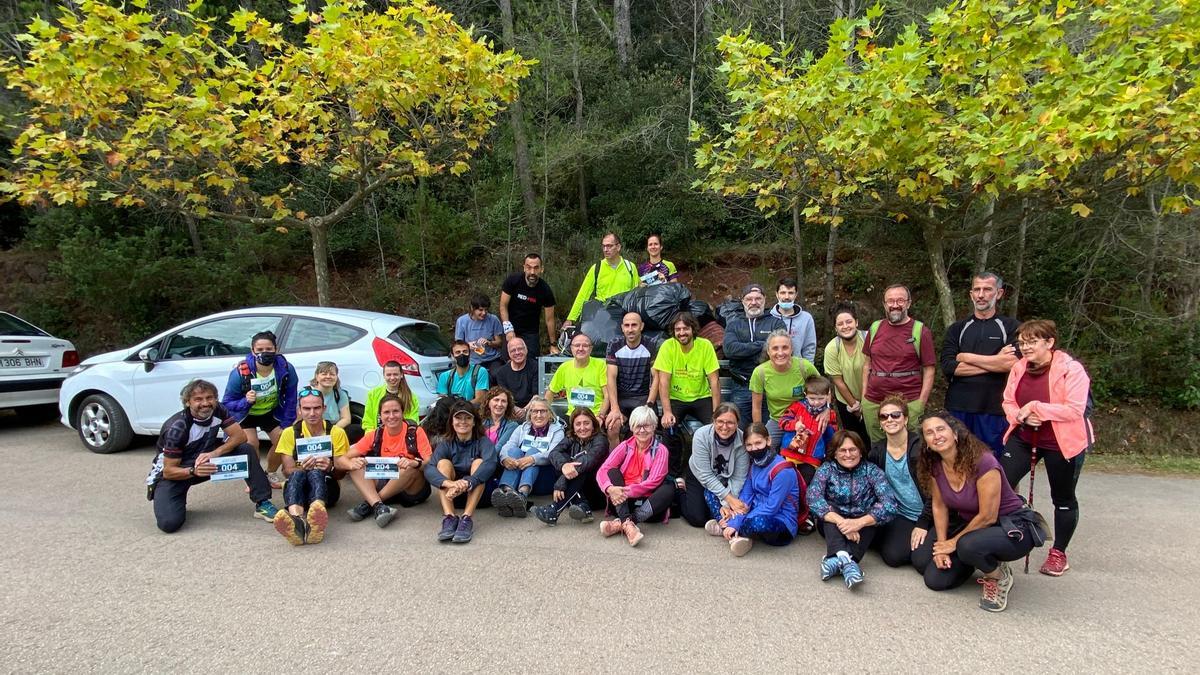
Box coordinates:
[568,387,596,409]
[210,455,250,482]
[296,435,333,462]
[521,437,552,456]
[250,376,274,395]
[364,456,400,480]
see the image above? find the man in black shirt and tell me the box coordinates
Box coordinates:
[499,252,559,356]
[491,337,539,420]
[940,272,1019,457]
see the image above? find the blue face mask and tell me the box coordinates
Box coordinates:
[777,301,795,311]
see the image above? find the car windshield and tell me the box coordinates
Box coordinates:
[389,323,450,357]
[0,312,50,337]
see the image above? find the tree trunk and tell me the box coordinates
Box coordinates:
[310,221,332,307]
[498,0,538,235]
[976,198,995,274]
[792,201,805,302]
[614,0,632,66]
[184,213,203,257]
[921,217,956,327]
[1144,179,1169,305]
[824,219,838,330]
[686,0,700,137]
[1011,198,1029,317]
[572,0,589,226]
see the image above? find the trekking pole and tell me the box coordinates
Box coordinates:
[1024,427,1039,575]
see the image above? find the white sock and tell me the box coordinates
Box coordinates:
[837,550,852,563]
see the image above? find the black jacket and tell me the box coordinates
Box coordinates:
[867,433,932,529]
[722,313,786,383]
[549,434,610,492]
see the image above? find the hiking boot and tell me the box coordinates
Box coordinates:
[979,562,1013,612]
[842,560,864,589]
[253,500,279,522]
[622,519,644,547]
[492,487,514,517]
[600,519,624,537]
[730,536,753,557]
[438,515,460,542]
[305,501,328,545]
[347,500,372,522]
[452,515,475,544]
[373,502,396,528]
[1040,548,1070,577]
[568,502,593,523]
[820,555,844,581]
[511,491,529,518]
[704,519,723,537]
[533,504,559,526]
[273,510,305,546]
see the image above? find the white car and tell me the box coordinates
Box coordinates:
[59,306,452,453]
[1,312,79,414]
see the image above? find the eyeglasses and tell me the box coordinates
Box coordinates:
[298,387,322,399]
[878,411,904,421]
[601,243,618,249]
[632,423,655,431]
[1016,339,1044,349]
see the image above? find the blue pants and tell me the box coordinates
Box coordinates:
[950,410,1009,458]
[499,465,541,491]
[284,469,337,509]
[738,515,795,546]
[726,382,753,431]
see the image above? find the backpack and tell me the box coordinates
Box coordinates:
[366,420,421,460]
[868,319,924,360]
[768,460,810,534]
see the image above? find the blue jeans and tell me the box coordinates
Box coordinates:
[499,465,541,491]
[950,410,1009,458]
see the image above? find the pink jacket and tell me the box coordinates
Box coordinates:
[597,437,669,499]
[1002,350,1093,459]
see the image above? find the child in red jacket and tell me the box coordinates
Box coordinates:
[778,375,840,486]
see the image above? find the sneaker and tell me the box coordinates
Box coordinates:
[373,502,396,529]
[267,471,284,490]
[567,502,594,523]
[492,487,514,517]
[253,500,279,522]
[1040,548,1070,577]
[452,515,475,543]
[730,536,753,557]
[600,519,624,537]
[622,519,644,547]
[704,519,723,537]
[979,562,1013,612]
[842,560,864,589]
[798,515,816,536]
[347,500,372,522]
[305,501,329,545]
[438,514,460,542]
[533,504,559,526]
[820,555,844,581]
[511,491,529,518]
[273,510,305,546]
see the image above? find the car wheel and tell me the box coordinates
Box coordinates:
[76,394,133,454]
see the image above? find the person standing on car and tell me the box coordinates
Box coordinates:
[221,330,298,489]
[499,252,559,356]
[150,379,278,533]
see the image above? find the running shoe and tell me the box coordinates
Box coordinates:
[730,536,753,557]
[373,502,396,529]
[600,519,624,537]
[1040,548,1070,577]
[622,519,644,547]
[567,502,594,523]
[305,501,328,544]
[532,504,559,526]
[820,555,843,581]
[253,500,279,522]
[347,500,372,522]
[704,519,723,537]
[452,515,475,543]
[492,486,514,517]
[438,515,460,542]
[273,510,305,546]
[843,560,864,589]
[979,562,1013,612]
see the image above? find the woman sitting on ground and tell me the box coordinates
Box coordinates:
[912,412,1047,613]
[424,400,498,545]
[681,403,748,528]
[866,395,931,567]
[493,396,565,518]
[481,386,521,450]
[343,395,433,528]
[534,407,610,526]
[596,405,673,547]
[711,423,800,557]
[807,430,898,589]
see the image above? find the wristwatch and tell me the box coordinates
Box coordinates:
[188,466,196,477]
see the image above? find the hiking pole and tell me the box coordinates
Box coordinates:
[1024,427,1039,575]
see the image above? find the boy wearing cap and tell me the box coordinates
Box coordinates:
[424,399,499,544]
[723,283,785,429]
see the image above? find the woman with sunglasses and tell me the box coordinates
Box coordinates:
[492,396,565,517]
[596,405,673,546]
[866,394,931,567]
[534,407,610,526]
[1000,319,1092,577]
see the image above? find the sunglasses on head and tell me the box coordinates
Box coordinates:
[878,411,905,421]
[298,387,322,399]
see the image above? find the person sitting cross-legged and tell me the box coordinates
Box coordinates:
[424,400,499,544]
[343,394,434,528]
[596,405,674,547]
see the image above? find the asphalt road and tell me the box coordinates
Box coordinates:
[1,414,1196,673]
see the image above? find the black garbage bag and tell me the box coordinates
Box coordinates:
[689,299,715,326]
[578,299,620,356]
[606,283,692,331]
[715,299,744,328]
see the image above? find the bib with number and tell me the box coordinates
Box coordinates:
[364,456,400,480]
[296,435,333,462]
[210,455,250,482]
[249,374,278,415]
[520,437,552,457]
[568,387,596,409]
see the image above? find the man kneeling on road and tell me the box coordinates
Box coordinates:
[270,387,351,546]
[148,379,278,533]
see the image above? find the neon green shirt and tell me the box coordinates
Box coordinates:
[750,357,821,419]
[361,384,420,429]
[566,257,639,321]
[653,337,719,403]
[548,357,608,413]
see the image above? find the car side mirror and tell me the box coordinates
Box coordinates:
[138,347,158,372]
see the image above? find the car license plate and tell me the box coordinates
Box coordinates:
[0,356,45,368]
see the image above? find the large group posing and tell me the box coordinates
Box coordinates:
[147,232,1093,614]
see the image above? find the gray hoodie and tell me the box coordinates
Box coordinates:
[769,304,817,361]
[688,424,748,499]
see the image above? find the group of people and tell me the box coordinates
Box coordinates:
[146,233,1093,614]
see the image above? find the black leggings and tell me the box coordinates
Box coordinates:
[816,518,876,562]
[835,398,870,448]
[1000,435,1084,551]
[912,521,1037,590]
[606,468,675,524]
[873,516,919,567]
[680,463,726,527]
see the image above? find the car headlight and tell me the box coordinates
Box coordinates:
[66,364,93,378]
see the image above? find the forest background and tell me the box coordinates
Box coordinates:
[0,0,1197,468]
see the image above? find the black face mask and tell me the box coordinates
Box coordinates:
[747,448,771,465]
[454,354,470,368]
[255,352,276,366]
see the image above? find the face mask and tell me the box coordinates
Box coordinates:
[255,352,276,366]
[747,448,772,466]
[777,301,795,311]
[803,400,829,417]
[454,354,470,368]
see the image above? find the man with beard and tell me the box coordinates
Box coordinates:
[860,284,936,442]
[603,311,662,447]
[492,337,539,419]
[499,253,559,356]
[940,272,1019,457]
[149,379,278,533]
[655,311,721,483]
[723,283,784,430]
